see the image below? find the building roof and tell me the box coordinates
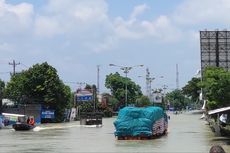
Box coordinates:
[208,106,230,115]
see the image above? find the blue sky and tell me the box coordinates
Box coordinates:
[0,0,229,93]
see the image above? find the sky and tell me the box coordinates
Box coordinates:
[0,0,230,94]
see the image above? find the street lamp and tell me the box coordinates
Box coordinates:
[109,64,144,106]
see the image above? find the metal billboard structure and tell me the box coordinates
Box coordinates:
[200,30,230,73]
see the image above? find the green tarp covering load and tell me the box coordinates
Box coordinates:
[114,106,166,137]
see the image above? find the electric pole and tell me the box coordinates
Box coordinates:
[176,64,179,89]
[97,65,100,94]
[146,68,150,97]
[9,60,20,76]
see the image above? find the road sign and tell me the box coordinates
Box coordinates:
[75,89,94,102]
[76,95,93,101]
[41,110,55,119]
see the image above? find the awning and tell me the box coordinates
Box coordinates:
[2,113,26,117]
[208,106,230,115]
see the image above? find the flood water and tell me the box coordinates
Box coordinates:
[0,112,230,153]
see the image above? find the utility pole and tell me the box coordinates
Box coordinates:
[9,60,20,76]
[145,68,155,101]
[109,64,144,106]
[176,64,179,89]
[146,68,150,97]
[97,65,100,94]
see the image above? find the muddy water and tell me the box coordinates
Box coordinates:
[0,113,229,153]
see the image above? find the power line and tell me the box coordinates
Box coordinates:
[64,82,86,89]
[0,71,10,75]
[20,63,29,68]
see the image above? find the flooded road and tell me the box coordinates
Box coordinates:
[0,112,229,153]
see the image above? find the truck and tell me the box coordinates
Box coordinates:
[114,106,168,140]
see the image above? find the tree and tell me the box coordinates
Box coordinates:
[105,72,142,106]
[165,89,188,110]
[182,77,201,102]
[135,95,151,107]
[0,79,4,97]
[0,79,5,113]
[100,93,119,111]
[78,84,98,112]
[85,84,92,90]
[4,62,72,122]
[201,67,230,109]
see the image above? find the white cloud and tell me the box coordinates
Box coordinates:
[114,16,144,39]
[0,0,183,53]
[141,15,182,42]
[3,0,229,91]
[173,0,230,25]
[130,4,149,20]
[92,36,118,53]
[34,0,109,37]
[1,0,230,53]
[114,9,181,42]
[0,0,33,35]
[34,16,63,37]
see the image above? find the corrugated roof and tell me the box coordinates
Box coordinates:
[208,106,230,115]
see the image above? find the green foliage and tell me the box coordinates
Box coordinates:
[0,79,4,90]
[4,62,72,122]
[79,101,95,112]
[76,84,99,115]
[103,107,113,117]
[182,77,201,102]
[108,96,119,108]
[207,101,218,110]
[85,84,92,90]
[202,67,230,109]
[0,79,4,99]
[136,95,151,107]
[166,89,189,110]
[105,94,119,110]
[105,72,143,105]
[99,93,119,112]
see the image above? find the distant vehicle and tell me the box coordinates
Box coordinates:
[1,113,26,128]
[169,107,174,111]
[1,113,35,131]
[80,112,103,127]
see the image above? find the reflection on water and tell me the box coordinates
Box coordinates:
[0,113,229,153]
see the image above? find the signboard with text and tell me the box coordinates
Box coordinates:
[76,95,93,101]
[75,89,94,103]
[41,110,55,119]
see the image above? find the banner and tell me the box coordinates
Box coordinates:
[41,110,55,119]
